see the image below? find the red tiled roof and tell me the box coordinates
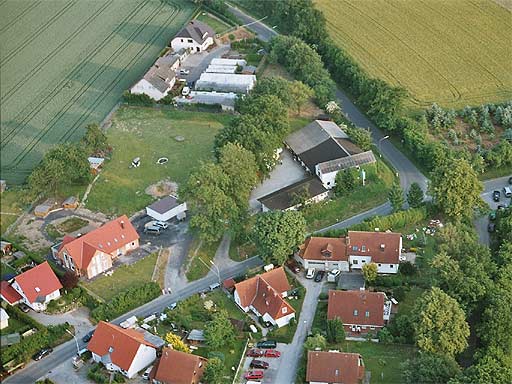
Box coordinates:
[234,267,294,320]
[299,236,348,261]
[306,351,364,384]
[327,290,385,327]
[87,321,156,371]
[0,280,22,304]
[59,215,138,270]
[347,231,401,264]
[14,262,62,304]
[58,235,75,252]
[223,278,236,289]
[151,348,207,384]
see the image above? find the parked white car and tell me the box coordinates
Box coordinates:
[306,268,315,279]
[179,69,190,75]
[182,86,190,96]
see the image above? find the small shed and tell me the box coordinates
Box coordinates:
[0,180,6,193]
[34,203,52,218]
[146,195,187,222]
[62,196,79,209]
[186,329,205,345]
[88,157,104,175]
[0,333,20,346]
[0,308,9,330]
[223,278,236,293]
[1,241,12,255]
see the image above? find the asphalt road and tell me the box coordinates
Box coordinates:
[4,256,263,384]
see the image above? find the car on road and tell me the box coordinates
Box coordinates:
[489,211,497,221]
[256,340,277,349]
[264,349,281,358]
[244,370,264,380]
[82,330,95,343]
[168,302,177,310]
[32,347,53,361]
[246,348,264,357]
[250,359,269,369]
[306,268,315,279]
[179,69,190,75]
[503,186,512,198]
[19,303,30,313]
[493,190,500,202]
[314,270,325,282]
[209,282,220,291]
[488,223,496,232]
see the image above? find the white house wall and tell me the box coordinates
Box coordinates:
[349,255,372,270]
[127,344,156,378]
[171,36,213,53]
[10,281,60,311]
[130,79,167,101]
[303,259,349,272]
[376,263,398,274]
[316,167,337,189]
[274,312,295,328]
[146,203,187,222]
[233,290,250,313]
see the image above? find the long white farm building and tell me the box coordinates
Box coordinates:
[195,73,256,94]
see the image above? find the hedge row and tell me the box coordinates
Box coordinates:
[90,282,161,322]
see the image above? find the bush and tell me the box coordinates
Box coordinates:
[122,91,154,106]
[91,282,160,322]
[318,292,329,300]
[399,262,417,276]
[392,286,409,302]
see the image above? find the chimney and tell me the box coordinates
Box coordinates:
[120,220,125,229]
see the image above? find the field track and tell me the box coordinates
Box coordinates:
[315,0,512,111]
[0,0,195,183]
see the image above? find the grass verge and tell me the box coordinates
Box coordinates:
[185,237,220,281]
[195,12,231,34]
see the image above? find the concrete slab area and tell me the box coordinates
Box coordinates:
[337,272,365,290]
[249,150,307,211]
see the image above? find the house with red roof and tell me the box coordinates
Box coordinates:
[306,351,365,384]
[234,267,295,328]
[150,348,207,384]
[7,261,62,311]
[328,289,391,336]
[0,280,23,306]
[297,231,402,274]
[55,215,139,279]
[87,321,157,378]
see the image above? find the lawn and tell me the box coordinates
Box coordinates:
[315,0,512,111]
[85,252,158,301]
[185,237,221,281]
[47,217,89,240]
[304,159,396,232]
[195,11,231,34]
[0,0,195,184]
[0,189,27,235]
[85,107,232,216]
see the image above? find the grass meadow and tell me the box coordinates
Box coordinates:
[315,0,512,112]
[85,107,232,216]
[0,0,195,184]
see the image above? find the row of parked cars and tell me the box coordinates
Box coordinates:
[305,268,341,282]
[244,340,281,381]
[489,180,512,232]
[143,220,169,235]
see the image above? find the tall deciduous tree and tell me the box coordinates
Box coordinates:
[81,123,108,154]
[414,287,469,357]
[203,357,224,384]
[401,352,460,384]
[184,162,237,243]
[204,310,235,349]
[407,182,424,208]
[388,181,404,212]
[289,81,313,115]
[250,76,292,107]
[253,210,306,265]
[334,168,357,196]
[428,159,484,220]
[303,334,327,351]
[326,318,345,343]
[362,262,378,285]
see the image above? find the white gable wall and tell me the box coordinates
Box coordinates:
[127,344,157,378]
[146,202,187,222]
[130,79,168,101]
[233,290,250,312]
[171,36,213,53]
[10,280,60,311]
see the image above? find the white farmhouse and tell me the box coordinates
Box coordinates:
[9,261,62,311]
[130,54,179,101]
[234,267,295,328]
[146,195,187,222]
[87,321,157,379]
[170,20,214,53]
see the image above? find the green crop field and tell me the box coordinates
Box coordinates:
[0,0,195,184]
[315,0,512,111]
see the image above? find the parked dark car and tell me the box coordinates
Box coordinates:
[314,270,325,282]
[250,359,270,369]
[493,190,500,202]
[497,204,506,211]
[82,330,95,343]
[489,211,497,221]
[32,347,53,361]
[509,176,512,185]
[488,223,496,233]
[256,340,277,349]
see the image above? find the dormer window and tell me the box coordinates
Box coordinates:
[321,243,333,258]
[108,346,114,353]
[361,246,366,252]
[107,242,111,246]
[282,307,287,314]
[352,246,358,251]
[380,244,385,250]
[365,311,370,317]
[98,244,103,249]
[35,287,40,292]
[353,309,358,316]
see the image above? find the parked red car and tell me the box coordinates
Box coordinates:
[264,349,281,358]
[244,370,264,380]
[246,348,264,357]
